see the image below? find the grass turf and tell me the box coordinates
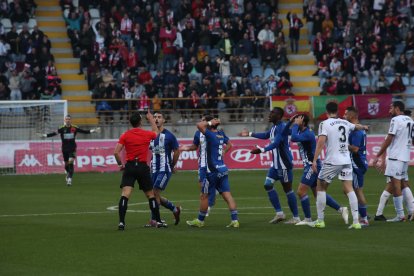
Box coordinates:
[1,169,414,275]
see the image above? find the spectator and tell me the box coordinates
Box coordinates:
[336,75,350,95]
[276,76,293,95]
[350,76,362,94]
[389,74,406,94]
[374,73,390,94]
[152,94,162,112]
[329,57,342,77]
[9,69,22,101]
[119,13,132,46]
[216,31,234,60]
[257,23,275,47]
[0,81,10,100]
[382,51,396,76]
[261,42,276,70]
[395,54,409,76]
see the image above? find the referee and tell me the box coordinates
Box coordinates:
[114,110,166,230]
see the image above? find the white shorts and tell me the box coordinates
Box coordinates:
[385,159,409,181]
[318,163,353,184]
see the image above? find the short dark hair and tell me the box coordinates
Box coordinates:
[346,106,358,115]
[65,114,71,118]
[393,101,405,112]
[404,110,412,116]
[204,114,214,122]
[272,107,284,118]
[326,102,338,114]
[129,112,142,127]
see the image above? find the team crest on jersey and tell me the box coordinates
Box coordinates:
[284,98,297,115]
[367,98,379,115]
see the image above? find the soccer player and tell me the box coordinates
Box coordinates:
[312,102,369,229]
[114,111,166,230]
[244,107,300,224]
[288,114,348,226]
[39,114,100,186]
[372,101,414,222]
[150,112,181,225]
[344,106,369,226]
[179,115,228,216]
[186,117,239,228]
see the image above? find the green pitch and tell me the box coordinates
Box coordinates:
[1,169,414,275]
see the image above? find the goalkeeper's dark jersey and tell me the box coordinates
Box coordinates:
[47,124,91,151]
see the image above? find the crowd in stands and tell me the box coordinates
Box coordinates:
[305,0,414,95]
[61,0,305,122]
[0,0,62,101]
[3,0,414,122]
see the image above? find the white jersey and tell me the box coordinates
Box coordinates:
[387,115,413,162]
[318,117,355,165]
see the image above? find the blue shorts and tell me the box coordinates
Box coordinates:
[198,167,207,184]
[352,167,367,189]
[152,171,172,191]
[266,167,293,184]
[301,165,319,188]
[202,171,230,194]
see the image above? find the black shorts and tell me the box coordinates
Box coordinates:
[62,150,76,162]
[120,162,153,192]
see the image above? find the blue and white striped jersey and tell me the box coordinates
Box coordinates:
[150,129,179,173]
[253,121,293,170]
[193,130,207,170]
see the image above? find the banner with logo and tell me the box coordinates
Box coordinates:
[4,137,413,174]
[312,95,353,119]
[271,96,310,118]
[354,94,392,119]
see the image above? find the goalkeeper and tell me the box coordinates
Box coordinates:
[39,114,100,186]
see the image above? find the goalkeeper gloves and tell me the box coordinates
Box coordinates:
[36,133,47,138]
[90,127,101,133]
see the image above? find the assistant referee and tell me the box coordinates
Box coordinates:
[114,110,166,230]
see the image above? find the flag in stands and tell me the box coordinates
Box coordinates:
[354,94,392,119]
[271,96,310,118]
[313,95,353,119]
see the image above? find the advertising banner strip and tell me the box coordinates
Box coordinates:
[10,137,414,174]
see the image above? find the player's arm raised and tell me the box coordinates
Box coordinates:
[197,118,220,134]
[146,109,159,134]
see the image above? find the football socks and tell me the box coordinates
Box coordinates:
[267,189,282,212]
[118,196,128,225]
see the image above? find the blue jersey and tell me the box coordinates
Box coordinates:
[349,129,368,170]
[252,121,293,170]
[150,129,179,173]
[290,124,321,167]
[204,129,229,173]
[192,130,207,170]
